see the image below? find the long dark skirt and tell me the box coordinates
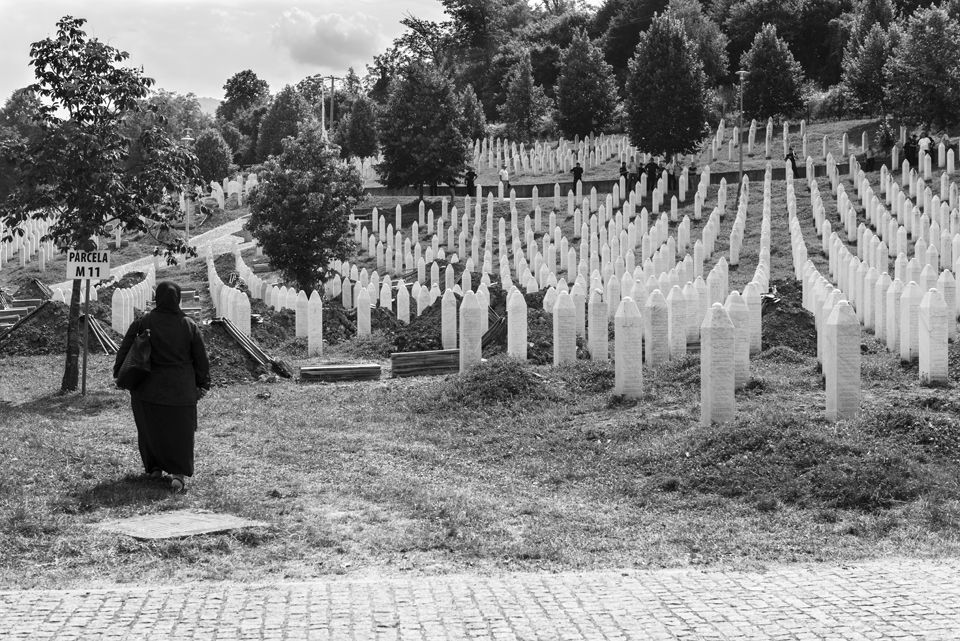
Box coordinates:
[131,398,196,477]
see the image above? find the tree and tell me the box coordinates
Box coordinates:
[740,24,806,120]
[847,0,897,49]
[624,14,709,160]
[216,70,270,122]
[665,0,730,86]
[793,0,847,87]
[256,85,311,160]
[519,7,592,96]
[884,6,960,128]
[602,0,671,83]
[339,95,379,159]
[556,30,618,137]
[459,84,487,141]
[724,0,800,78]
[296,74,327,121]
[499,50,552,140]
[247,122,363,293]
[218,120,244,162]
[842,23,896,113]
[0,16,199,392]
[377,64,468,199]
[0,88,44,199]
[194,128,232,184]
[0,88,44,142]
[440,0,533,118]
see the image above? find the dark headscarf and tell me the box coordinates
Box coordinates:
[154,281,184,315]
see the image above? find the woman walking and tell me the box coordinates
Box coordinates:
[114,281,211,493]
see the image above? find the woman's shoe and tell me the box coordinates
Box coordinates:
[147,469,163,480]
[170,475,186,493]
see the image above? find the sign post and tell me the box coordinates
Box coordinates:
[66,247,110,395]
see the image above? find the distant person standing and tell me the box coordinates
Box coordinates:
[571,162,584,190]
[918,130,932,165]
[784,147,798,176]
[627,160,638,191]
[464,167,477,194]
[114,281,211,494]
[904,134,919,167]
[498,166,510,195]
[644,158,660,191]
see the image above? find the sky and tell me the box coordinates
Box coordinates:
[0,0,452,104]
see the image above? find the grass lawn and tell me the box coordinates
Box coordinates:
[2,340,959,590]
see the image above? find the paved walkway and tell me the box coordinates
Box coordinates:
[2,558,959,639]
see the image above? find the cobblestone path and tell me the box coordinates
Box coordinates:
[2,558,959,639]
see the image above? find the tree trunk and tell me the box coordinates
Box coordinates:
[60,279,81,392]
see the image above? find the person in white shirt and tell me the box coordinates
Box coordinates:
[918,131,932,157]
[498,166,510,194]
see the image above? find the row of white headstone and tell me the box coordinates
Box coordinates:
[346,174,724,319]
[791,155,957,421]
[321,163,774,422]
[0,218,55,274]
[470,133,629,175]
[109,269,156,336]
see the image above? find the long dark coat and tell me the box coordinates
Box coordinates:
[113,281,211,476]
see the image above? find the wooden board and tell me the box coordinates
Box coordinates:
[390,349,460,378]
[300,363,382,382]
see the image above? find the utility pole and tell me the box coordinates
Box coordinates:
[329,75,336,124]
[736,70,748,187]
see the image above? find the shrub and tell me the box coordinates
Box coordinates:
[804,85,848,121]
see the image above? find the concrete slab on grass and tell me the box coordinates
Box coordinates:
[96,510,268,539]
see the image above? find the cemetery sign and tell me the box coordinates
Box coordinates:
[66,249,110,280]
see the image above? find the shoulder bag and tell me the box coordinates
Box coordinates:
[116,327,152,391]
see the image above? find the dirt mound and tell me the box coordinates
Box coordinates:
[200,321,265,386]
[393,297,444,352]
[761,278,817,356]
[322,299,357,345]
[0,302,120,356]
[250,301,298,353]
[13,279,52,301]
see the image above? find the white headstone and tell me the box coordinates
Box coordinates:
[307,291,323,356]
[700,303,735,427]
[825,300,860,421]
[614,296,643,399]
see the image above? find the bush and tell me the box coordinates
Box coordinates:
[804,85,848,121]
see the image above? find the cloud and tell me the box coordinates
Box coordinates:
[271,8,382,70]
